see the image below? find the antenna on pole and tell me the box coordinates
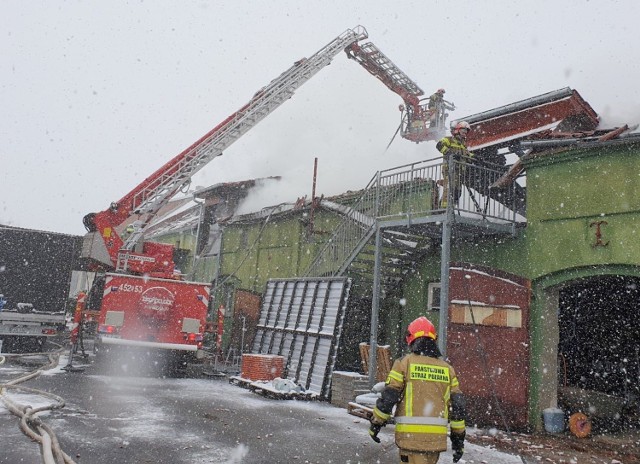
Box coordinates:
[308,157,318,236]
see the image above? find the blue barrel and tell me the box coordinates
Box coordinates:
[543,407,565,433]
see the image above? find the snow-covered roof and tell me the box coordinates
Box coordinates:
[144,200,200,237]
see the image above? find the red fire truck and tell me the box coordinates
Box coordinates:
[91,274,210,364]
[79,25,442,371]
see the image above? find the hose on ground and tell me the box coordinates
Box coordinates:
[0,343,77,464]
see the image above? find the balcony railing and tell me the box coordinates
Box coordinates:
[304,156,520,277]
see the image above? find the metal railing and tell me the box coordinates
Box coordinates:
[304,156,519,278]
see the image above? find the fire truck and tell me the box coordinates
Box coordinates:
[78,25,442,371]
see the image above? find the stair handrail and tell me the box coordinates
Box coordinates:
[303,171,381,277]
[303,158,442,277]
[303,156,519,278]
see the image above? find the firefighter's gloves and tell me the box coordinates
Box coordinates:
[368,408,388,443]
[368,422,383,443]
[451,430,465,463]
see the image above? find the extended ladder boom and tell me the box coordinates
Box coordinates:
[128,26,369,223]
[346,41,423,106]
[82,26,368,275]
[345,41,445,142]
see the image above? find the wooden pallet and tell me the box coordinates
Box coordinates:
[347,401,374,420]
[359,343,392,382]
[228,376,317,401]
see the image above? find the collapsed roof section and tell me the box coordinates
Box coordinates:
[451,87,637,212]
[454,87,600,153]
[491,125,640,189]
[146,87,636,235]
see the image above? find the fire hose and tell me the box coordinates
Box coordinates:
[0,343,77,464]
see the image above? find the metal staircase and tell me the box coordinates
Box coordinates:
[346,228,435,294]
[303,157,520,295]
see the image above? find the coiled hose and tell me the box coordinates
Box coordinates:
[0,343,77,464]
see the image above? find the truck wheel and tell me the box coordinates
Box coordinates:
[568,412,591,438]
[93,343,109,368]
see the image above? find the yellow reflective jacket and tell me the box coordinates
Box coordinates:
[436,135,472,159]
[376,353,465,452]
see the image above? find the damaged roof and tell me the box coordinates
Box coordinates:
[492,125,640,189]
[456,87,600,153]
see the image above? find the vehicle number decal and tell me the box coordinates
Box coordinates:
[118,283,143,293]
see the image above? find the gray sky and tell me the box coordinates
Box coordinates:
[3,0,639,235]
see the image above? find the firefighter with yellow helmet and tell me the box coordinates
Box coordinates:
[369,316,466,463]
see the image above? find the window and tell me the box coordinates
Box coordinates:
[427,282,441,311]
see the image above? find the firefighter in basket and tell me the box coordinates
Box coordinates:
[428,88,455,129]
[369,316,467,463]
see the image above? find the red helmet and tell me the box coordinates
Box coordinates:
[405,316,437,345]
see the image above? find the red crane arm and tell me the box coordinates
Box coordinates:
[81,26,369,276]
[345,42,423,111]
[345,41,448,143]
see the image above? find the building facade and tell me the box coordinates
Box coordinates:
[147,134,640,433]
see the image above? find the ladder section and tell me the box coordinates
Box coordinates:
[120,27,369,250]
[347,42,423,98]
[345,40,449,142]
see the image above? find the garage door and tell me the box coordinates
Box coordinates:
[447,262,531,430]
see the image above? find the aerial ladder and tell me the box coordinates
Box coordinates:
[80,25,441,275]
[345,41,451,143]
[81,26,372,275]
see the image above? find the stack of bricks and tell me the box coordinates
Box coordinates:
[240,354,284,381]
[330,371,370,408]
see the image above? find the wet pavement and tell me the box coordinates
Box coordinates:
[2,343,639,464]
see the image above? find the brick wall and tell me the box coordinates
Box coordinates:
[240,354,284,381]
[330,371,370,408]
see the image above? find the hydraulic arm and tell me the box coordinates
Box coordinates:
[80,25,441,277]
[345,41,447,142]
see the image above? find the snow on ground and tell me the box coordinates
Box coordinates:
[0,391,55,416]
[2,355,525,463]
[86,375,524,464]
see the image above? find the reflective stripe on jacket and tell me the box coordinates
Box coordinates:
[436,136,472,158]
[385,353,463,452]
[437,136,474,188]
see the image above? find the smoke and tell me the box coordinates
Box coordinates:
[598,102,640,131]
[193,59,441,215]
[230,140,436,216]
[234,178,297,216]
